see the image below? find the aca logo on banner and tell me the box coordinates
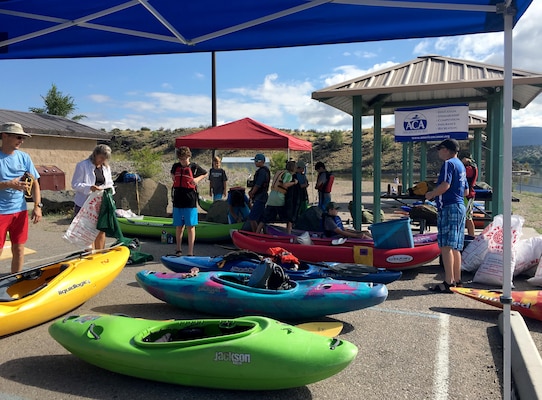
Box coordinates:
[403,112,428,132]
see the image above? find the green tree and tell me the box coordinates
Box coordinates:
[270,152,288,174]
[29,83,86,121]
[131,148,162,179]
[329,130,344,150]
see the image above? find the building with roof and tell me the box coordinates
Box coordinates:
[312,55,542,225]
[0,109,111,188]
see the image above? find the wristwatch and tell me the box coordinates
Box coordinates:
[36,202,43,208]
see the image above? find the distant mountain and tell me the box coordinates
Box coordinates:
[513,127,542,147]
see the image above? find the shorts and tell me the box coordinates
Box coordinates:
[248,200,266,222]
[263,205,287,223]
[173,207,198,227]
[437,203,466,250]
[464,197,474,220]
[0,210,29,248]
[213,194,223,201]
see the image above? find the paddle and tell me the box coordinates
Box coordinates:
[0,245,121,282]
[295,322,343,337]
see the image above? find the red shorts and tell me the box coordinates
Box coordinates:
[0,210,29,248]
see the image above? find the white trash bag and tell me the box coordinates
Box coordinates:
[514,236,542,276]
[63,191,103,249]
[473,214,524,286]
[461,215,503,272]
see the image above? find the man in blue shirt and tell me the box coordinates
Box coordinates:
[0,122,42,273]
[425,139,467,293]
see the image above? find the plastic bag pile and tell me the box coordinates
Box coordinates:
[461,214,542,287]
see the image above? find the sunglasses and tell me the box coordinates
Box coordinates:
[9,134,25,140]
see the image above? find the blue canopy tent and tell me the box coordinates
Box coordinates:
[0,1,533,397]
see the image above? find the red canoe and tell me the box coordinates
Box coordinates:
[231,230,440,270]
[451,287,542,322]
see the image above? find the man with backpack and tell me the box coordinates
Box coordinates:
[247,153,271,232]
[459,151,478,236]
[315,161,334,210]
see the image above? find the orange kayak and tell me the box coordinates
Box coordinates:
[451,287,542,322]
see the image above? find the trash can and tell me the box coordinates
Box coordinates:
[36,165,65,191]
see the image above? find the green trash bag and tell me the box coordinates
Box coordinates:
[97,189,154,265]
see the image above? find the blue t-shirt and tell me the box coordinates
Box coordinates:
[435,157,467,210]
[0,150,40,214]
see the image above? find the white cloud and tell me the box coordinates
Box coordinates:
[88,94,111,103]
[343,50,378,59]
[161,82,173,89]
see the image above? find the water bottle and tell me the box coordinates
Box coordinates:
[161,230,167,244]
[167,233,174,244]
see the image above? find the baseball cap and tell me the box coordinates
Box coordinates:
[252,153,266,162]
[458,150,472,160]
[296,160,306,168]
[435,139,459,153]
[0,122,31,137]
[326,202,340,211]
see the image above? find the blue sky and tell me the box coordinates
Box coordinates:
[1,2,541,132]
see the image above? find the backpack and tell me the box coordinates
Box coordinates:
[271,170,288,194]
[247,259,293,290]
[229,187,247,207]
[173,164,196,190]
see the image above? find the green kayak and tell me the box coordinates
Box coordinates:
[116,216,242,242]
[49,314,357,390]
[198,195,213,212]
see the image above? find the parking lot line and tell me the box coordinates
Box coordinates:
[433,313,450,400]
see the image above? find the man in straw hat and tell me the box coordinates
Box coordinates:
[0,122,42,273]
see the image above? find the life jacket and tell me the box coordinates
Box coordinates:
[323,173,334,193]
[271,170,288,194]
[267,247,300,265]
[173,164,196,190]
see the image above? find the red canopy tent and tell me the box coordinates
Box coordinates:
[175,117,312,151]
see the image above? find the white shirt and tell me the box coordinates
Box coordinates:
[71,158,114,207]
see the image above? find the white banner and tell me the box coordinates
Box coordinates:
[394,104,469,142]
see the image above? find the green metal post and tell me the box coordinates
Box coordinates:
[401,143,408,194]
[408,142,414,189]
[488,90,504,216]
[352,96,363,229]
[473,127,483,177]
[373,104,382,223]
[420,142,427,181]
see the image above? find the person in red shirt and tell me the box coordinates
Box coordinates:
[460,151,478,236]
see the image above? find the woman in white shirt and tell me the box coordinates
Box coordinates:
[72,144,114,250]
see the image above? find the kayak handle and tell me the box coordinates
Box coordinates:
[87,323,101,340]
[329,338,341,350]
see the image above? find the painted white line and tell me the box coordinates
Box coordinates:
[433,313,450,400]
[371,306,441,319]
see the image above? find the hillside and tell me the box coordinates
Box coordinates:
[513,127,542,147]
[107,127,439,177]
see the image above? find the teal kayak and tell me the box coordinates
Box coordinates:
[49,314,357,390]
[116,216,242,242]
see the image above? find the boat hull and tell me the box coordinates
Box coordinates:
[451,287,542,322]
[0,247,129,336]
[161,255,402,284]
[49,313,358,390]
[116,216,242,242]
[231,230,439,269]
[136,270,388,319]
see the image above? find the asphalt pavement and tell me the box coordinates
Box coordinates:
[1,219,541,400]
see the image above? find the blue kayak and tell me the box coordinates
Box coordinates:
[136,270,388,320]
[161,255,402,284]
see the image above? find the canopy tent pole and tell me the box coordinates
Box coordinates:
[501,2,515,399]
[408,142,414,190]
[310,150,315,205]
[352,95,363,229]
[211,51,217,160]
[373,105,383,223]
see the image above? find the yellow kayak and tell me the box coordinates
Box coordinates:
[0,246,129,337]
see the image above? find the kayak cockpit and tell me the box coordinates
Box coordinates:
[0,264,70,302]
[134,319,260,347]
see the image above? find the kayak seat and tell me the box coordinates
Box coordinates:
[143,327,206,343]
[248,260,273,288]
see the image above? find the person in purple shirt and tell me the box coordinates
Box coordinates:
[425,139,468,293]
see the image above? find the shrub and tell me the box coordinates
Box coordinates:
[130,148,162,178]
[329,130,344,150]
[270,152,288,174]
